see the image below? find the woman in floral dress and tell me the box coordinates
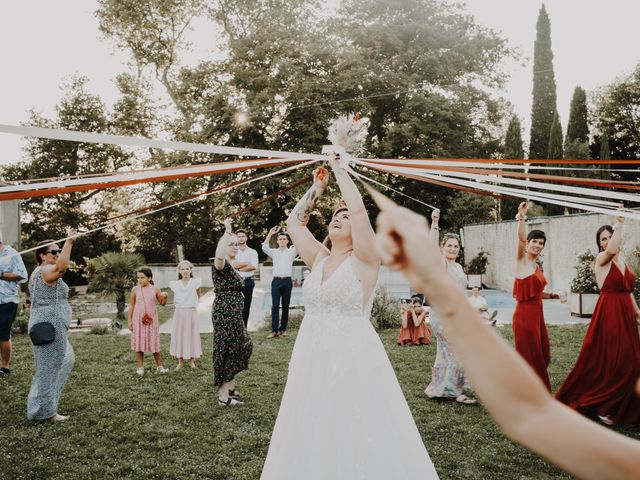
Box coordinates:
[212,218,253,406]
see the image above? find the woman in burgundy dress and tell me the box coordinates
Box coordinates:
[556,211,640,425]
[513,202,560,391]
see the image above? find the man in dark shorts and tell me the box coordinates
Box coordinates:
[0,235,28,376]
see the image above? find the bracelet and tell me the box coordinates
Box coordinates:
[516,215,527,221]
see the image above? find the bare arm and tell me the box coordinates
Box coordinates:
[429,209,440,245]
[401,308,408,328]
[214,219,233,271]
[596,209,624,268]
[330,156,378,267]
[413,308,426,327]
[516,202,527,262]
[128,287,136,328]
[156,287,167,306]
[286,167,329,267]
[374,200,640,480]
[41,228,78,284]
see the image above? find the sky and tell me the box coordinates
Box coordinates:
[1,0,639,165]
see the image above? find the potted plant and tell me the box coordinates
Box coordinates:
[569,250,600,317]
[465,249,489,288]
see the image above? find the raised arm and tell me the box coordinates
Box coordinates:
[329,155,378,267]
[374,200,640,480]
[429,209,440,245]
[286,167,329,267]
[41,228,78,283]
[412,308,427,327]
[214,219,233,271]
[516,202,527,262]
[596,208,624,268]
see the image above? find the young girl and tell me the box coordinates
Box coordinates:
[169,260,203,370]
[128,267,168,375]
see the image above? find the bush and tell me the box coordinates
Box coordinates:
[570,250,599,294]
[371,287,402,330]
[466,249,489,275]
[89,325,110,335]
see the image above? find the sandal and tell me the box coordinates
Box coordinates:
[455,394,477,405]
[218,397,243,406]
[598,415,614,426]
[228,389,242,400]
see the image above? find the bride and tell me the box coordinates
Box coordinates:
[260,156,438,479]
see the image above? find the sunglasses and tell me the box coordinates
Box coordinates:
[47,249,61,255]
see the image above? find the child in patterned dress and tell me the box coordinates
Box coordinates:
[128,267,168,375]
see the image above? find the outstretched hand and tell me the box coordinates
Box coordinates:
[615,202,625,227]
[223,218,233,233]
[431,209,440,225]
[517,201,528,220]
[313,166,329,190]
[65,227,79,244]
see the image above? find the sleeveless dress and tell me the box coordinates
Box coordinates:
[512,266,551,391]
[556,262,640,425]
[397,308,431,345]
[130,285,160,353]
[260,256,438,479]
[27,268,75,420]
[211,262,252,387]
[425,262,470,398]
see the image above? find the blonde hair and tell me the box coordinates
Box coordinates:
[176,260,194,279]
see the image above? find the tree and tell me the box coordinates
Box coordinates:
[83,252,145,320]
[445,191,496,234]
[596,132,612,181]
[592,65,640,181]
[565,86,589,144]
[547,112,563,160]
[529,4,557,160]
[501,116,525,220]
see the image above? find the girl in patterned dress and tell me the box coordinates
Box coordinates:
[169,260,202,370]
[212,219,253,406]
[128,267,168,375]
[27,229,78,422]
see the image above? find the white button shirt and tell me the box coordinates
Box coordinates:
[235,246,259,279]
[262,244,297,278]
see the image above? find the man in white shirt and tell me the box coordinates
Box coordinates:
[262,227,297,338]
[468,287,498,326]
[233,229,259,328]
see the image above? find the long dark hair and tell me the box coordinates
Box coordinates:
[136,267,155,285]
[596,225,614,252]
[34,240,57,264]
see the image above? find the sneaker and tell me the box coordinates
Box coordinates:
[189,362,197,369]
[175,364,183,371]
[136,367,145,376]
[0,367,10,376]
[50,414,69,422]
[156,366,169,374]
[218,398,244,406]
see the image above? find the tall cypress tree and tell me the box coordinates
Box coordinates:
[501,116,524,219]
[548,112,563,160]
[566,86,589,143]
[529,4,557,160]
[599,133,611,180]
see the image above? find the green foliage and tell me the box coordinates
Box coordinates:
[466,249,490,275]
[446,191,496,233]
[500,116,525,219]
[83,252,145,319]
[529,4,557,160]
[547,112,563,161]
[592,65,640,180]
[565,86,589,144]
[628,244,640,304]
[371,287,402,330]
[89,324,111,335]
[570,250,599,294]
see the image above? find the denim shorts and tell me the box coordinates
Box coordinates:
[0,302,18,340]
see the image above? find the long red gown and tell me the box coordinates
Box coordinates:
[513,266,551,391]
[555,262,640,425]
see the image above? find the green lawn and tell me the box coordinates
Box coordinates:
[1,324,638,479]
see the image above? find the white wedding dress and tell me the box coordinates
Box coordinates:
[261,256,439,479]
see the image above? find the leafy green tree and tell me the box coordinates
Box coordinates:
[547,112,563,160]
[565,86,589,144]
[83,252,145,320]
[529,4,557,160]
[592,65,640,181]
[500,116,525,219]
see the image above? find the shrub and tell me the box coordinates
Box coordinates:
[371,287,402,330]
[570,250,599,294]
[466,249,490,275]
[89,325,110,335]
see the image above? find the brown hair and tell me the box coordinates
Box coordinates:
[596,225,614,252]
[136,267,155,285]
[34,240,58,264]
[440,232,460,248]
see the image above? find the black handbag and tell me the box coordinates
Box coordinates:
[29,322,55,345]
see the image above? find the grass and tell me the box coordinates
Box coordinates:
[0,324,638,479]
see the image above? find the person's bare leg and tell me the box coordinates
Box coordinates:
[136,352,144,368]
[0,339,11,369]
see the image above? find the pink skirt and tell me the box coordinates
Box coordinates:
[170,307,202,359]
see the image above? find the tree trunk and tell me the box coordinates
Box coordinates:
[116,289,126,320]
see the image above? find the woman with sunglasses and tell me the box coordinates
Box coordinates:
[212,218,253,406]
[424,209,476,404]
[27,228,77,422]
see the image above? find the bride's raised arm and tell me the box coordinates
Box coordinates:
[329,156,379,268]
[286,167,330,267]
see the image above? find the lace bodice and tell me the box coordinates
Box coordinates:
[302,256,375,327]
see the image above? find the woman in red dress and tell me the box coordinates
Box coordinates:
[397,297,431,345]
[556,211,640,425]
[513,202,560,391]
